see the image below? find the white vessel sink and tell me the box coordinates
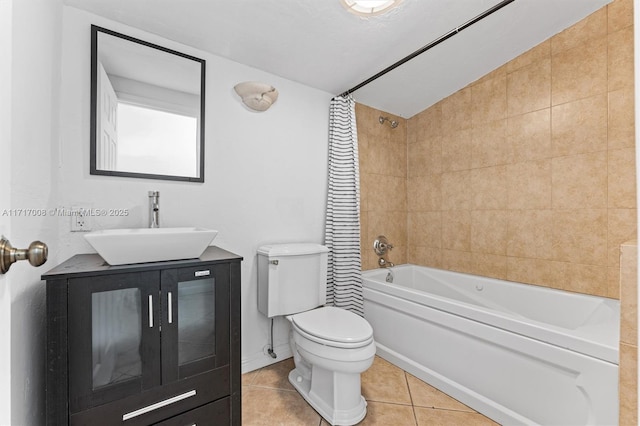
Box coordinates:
[84,227,218,265]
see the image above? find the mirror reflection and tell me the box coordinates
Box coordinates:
[90,25,205,182]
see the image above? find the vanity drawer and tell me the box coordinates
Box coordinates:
[69,367,229,426]
[154,397,230,426]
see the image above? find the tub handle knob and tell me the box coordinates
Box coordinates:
[374,235,393,256]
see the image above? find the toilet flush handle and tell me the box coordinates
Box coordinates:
[269,260,279,265]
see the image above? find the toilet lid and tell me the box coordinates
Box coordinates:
[291,306,373,345]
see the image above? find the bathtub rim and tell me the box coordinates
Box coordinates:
[362,264,619,364]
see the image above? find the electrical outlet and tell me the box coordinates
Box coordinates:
[70,207,92,232]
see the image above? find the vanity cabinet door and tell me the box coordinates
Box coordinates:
[67,271,161,413]
[160,263,230,382]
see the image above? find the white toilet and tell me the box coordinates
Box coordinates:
[257,243,376,426]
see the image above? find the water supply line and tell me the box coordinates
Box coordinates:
[267,318,277,359]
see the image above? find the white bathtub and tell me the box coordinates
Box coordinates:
[362,265,620,426]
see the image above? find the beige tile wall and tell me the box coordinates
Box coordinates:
[620,240,637,425]
[402,0,636,299]
[356,104,407,270]
[356,0,636,419]
[357,1,636,294]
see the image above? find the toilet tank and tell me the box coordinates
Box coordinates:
[257,243,329,318]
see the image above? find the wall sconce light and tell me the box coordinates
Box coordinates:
[234,81,279,112]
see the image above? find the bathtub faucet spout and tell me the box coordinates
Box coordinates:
[378,257,394,268]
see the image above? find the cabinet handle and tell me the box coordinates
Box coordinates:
[168,292,173,324]
[194,269,210,277]
[148,294,153,328]
[122,389,197,421]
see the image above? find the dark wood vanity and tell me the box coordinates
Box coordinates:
[42,246,242,425]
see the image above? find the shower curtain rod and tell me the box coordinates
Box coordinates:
[339,0,516,97]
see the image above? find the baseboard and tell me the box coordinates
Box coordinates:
[241,342,293,374]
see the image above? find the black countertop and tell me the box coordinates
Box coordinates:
[42,246,243,279]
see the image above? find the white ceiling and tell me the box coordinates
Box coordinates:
[64,0,611,118]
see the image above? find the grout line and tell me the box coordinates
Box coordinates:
[245,383,298,392]
[241,372,258,387]
[410,399,478,414]
[404,371,415,406]
[426,406,480,414]
[404,371,421,426]
[403,371,415,406]
[364,399,413,407]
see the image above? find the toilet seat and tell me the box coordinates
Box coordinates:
[290,306,373,349]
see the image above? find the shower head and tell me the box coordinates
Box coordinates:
[379,116,399,129]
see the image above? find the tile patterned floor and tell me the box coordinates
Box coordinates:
[242,356,500,425]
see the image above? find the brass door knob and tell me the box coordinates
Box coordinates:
[0,238,48,274]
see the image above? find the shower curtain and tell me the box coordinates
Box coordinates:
[325,95,364,316]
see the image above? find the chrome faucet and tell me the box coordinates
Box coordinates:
[378,257,394,268]
[374,236,395,268]
[148,191,160,228]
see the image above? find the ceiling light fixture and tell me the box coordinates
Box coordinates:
[340,0,402,16]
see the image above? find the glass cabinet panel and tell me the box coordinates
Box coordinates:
[68,271,160,413]
[91,288,142,389]
[177,278,215,365]
[161,264,228,381]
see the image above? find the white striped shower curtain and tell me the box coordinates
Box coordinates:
[325,95,364,316]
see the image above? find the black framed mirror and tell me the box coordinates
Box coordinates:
[90,25,206,182]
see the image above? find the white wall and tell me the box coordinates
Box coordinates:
[2,0,63,424]
[0,0,14,422]
[59,6,332,374]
